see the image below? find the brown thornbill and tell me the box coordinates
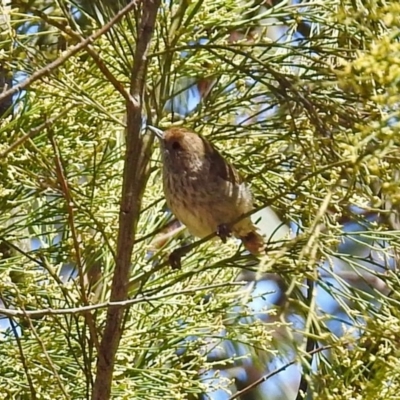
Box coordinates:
[148,126,265,268]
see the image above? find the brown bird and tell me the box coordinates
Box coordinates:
[148,126,265,268]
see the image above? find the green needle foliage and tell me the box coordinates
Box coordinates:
[0,0,400,399]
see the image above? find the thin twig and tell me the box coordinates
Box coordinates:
[17,4,134,105]
[228,344,336,400]
[0,106,74,158]
[5,288,70,399]
[0,295,37,399]
[48,134,100,352]
[296,279,316,400]
[22,308,70,399]
[0,282,244,318]
[289,192,333,400]
[0,239,74,302]
[0,0,139,105]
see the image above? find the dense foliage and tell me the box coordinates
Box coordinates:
[0,0,400,399]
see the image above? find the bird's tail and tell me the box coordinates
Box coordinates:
[240,230,266,255]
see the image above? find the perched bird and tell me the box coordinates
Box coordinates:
[148,126,265,268]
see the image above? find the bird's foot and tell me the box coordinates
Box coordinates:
[169,249,183,270]
[169,244,193,270]
[217,223,232,244]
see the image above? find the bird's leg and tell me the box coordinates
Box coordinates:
[216,223,232,244]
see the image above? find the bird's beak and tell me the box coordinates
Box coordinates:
[147,125,164,140]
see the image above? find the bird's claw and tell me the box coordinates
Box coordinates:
[169,249,183,270]
[217,223,232,243]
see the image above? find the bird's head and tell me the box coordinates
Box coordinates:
[148,126,211,173]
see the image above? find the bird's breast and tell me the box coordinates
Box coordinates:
[163,169,253,238]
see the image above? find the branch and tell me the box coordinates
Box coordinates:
[1,292,69,398]
[0,106,74,158]
[0,295,37,399]
[228,344,336,400]
[16,4,134,105]
[0,282,244,319]
[295,279,316,400]
[22,307,70,398]
[0,0,139,105]
[48,134,100,352]
[92,1,161,399]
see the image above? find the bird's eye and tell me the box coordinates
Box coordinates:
[171,141,181,150]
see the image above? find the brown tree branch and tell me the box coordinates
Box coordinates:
[48,134,100,352]
[91,1,161,399]
[14,3,134,105]
[0,0,139,106]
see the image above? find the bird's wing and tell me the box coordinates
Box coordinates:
[201,137,243,185]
